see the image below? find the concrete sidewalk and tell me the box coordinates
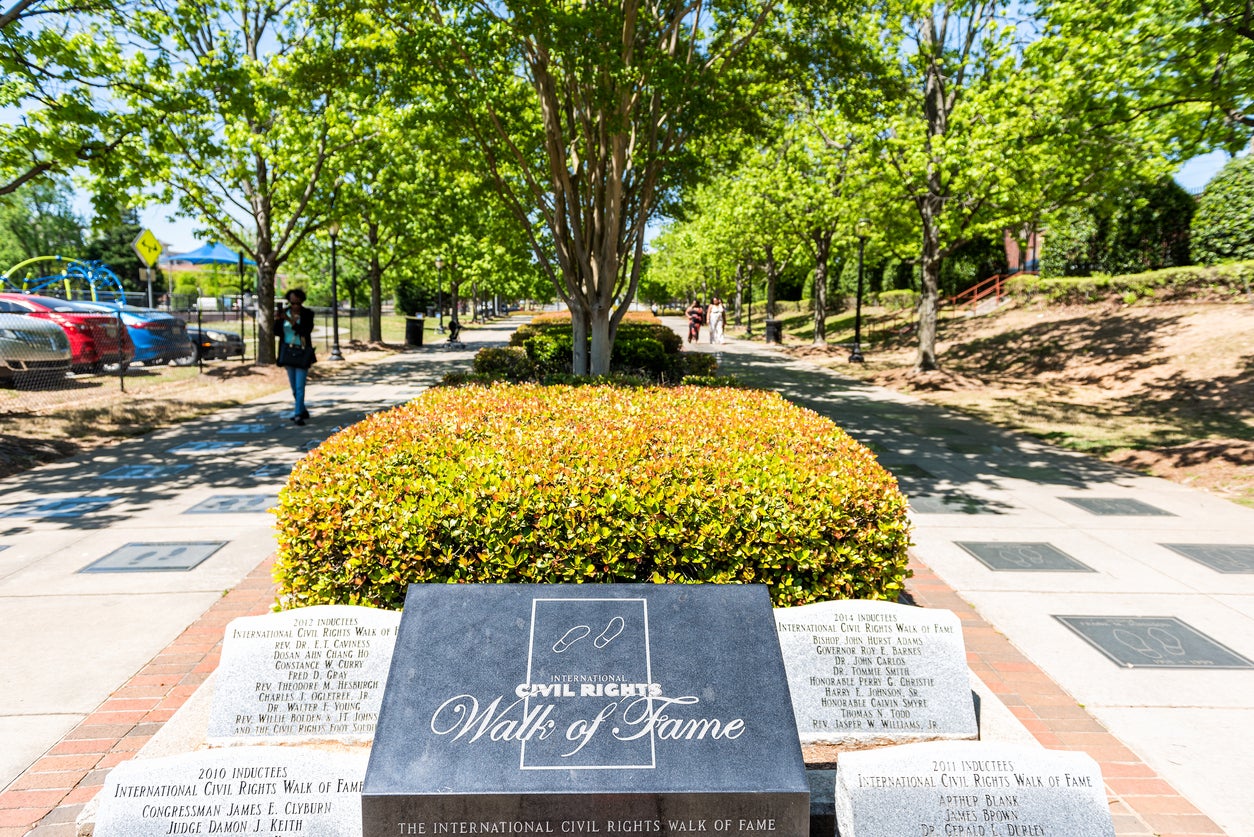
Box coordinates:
[683,324,1249,837]
[0,324,507,798]
[2,317,1248,837]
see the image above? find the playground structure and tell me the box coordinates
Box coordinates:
[1,256,128,302]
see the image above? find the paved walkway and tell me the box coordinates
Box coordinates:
[1,317,1248,836]
[681,323,1251,837]
[0,326,500,836]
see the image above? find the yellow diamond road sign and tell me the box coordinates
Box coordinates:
[131,229,163,267]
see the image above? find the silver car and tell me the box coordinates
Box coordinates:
[0,313,71,386]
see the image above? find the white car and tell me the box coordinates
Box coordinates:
[0,313,72,386]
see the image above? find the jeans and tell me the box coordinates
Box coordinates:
[285,365,307,416]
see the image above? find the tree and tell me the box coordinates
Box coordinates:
[125,0,360,363]
[1037,0,1253,146]
[771,114,867,345]
[0,0,147,198]
[851,0,1043,369]
[804,0,1177,370]
[333,117,432,343]
[380,1,783,375]
[0,180,85,264]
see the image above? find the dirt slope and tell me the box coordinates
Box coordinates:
[789,300,1254,506]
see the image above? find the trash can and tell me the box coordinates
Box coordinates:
[764,319,783,344]
[405,315,425,347]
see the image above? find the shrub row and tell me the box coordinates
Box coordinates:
[874,289,919,310]
[273,383,913,611]
[1005,262,1254,305]
[490,312,712,383]
[1192,155,1254,264]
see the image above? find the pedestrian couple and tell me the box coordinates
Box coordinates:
[686,297,726,344]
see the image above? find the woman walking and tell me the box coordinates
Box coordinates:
[685,299,705,343]
[276,288,315,425]
[706,297,726,344]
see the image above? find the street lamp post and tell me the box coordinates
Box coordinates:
[745,274,752,337]
[328,221,344,361]
[850,222,869,364]
[435,257,445,333]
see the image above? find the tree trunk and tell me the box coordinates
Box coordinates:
[764,244,779,319]
[570,302,590,376]
[589,303,612,376]
[733,262,745,325]
[255,253,278,364]
[916,21,946,373]
[916,208,943,371]
[812,230,830,346]
[367,222,382,343]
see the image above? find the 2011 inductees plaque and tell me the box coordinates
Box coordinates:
[362,585,809,837]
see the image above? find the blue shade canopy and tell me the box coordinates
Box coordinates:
[161,242,256,266]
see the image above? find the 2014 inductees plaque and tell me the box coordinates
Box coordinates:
[362,585,809,837]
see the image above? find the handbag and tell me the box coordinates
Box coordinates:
[278,341,316,369]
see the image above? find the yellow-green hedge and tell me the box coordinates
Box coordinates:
[1008,261,1254,304]
[273,384,912,610]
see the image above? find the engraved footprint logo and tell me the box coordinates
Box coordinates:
[595,617,625,648]
[1147,627,1186,656]
[1114,629,1161,659]
[552,617,626,653]
[552,625,591,653]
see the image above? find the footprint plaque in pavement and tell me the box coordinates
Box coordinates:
[1054,615,1253,669]
[183,495,275,514]
[80,542,227,573]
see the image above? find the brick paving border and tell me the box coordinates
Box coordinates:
[908,555,1227,837]
[0,558,279,837]
[0,551,1228,836]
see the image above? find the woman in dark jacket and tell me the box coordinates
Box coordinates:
[276,288,315,425]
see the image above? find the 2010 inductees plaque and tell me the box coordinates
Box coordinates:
[362,585,810,837]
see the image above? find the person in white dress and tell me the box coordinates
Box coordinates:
[707,297,726,344]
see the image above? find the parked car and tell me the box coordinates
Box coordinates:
[0,293,135,373]
[75,302,196,366]
[186,326,246,361]
[0,313,71,386]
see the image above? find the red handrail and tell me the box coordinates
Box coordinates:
[944,271,1035,314]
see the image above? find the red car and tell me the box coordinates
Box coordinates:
[0,293,136,373]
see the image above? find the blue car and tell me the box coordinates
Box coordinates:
[77,302,196,366]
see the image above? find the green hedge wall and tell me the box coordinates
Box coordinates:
[874,289,919,310]
[274,384,913,610]
[1192,155,1254,264]
[496,316,708,383]
[1005,262,1254,305]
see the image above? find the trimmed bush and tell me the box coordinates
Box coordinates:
[1192,156,1254,264]
[875,289,919,310]
[523,332,575,377]
[500,312,702,384]
[1005,262,1254,305]
[679,351,718,377]
[471,347,536,382]
[274,384,913,610]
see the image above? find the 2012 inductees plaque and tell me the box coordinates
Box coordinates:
[362,585,809,837]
